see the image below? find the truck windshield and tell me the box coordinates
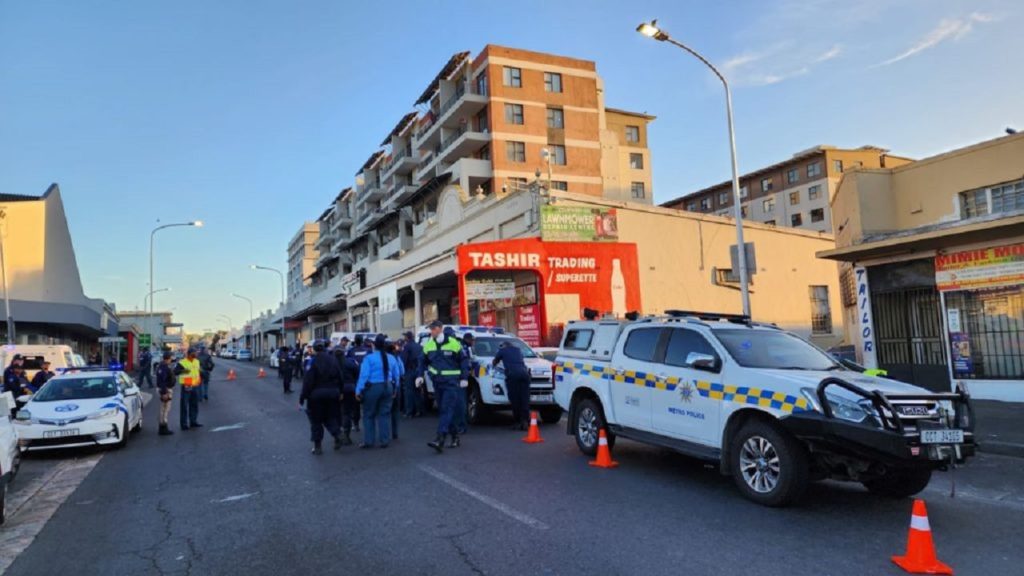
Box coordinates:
[714,330,839,371]
[472,337,537,359]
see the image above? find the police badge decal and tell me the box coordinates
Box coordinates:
[679,381,694,403]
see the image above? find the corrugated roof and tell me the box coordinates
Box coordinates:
[414,51,471,106]
[356,150,386,176]
[380,112,419,147]
[0,193,41,202]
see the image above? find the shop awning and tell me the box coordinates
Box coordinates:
[818,213,1024,262]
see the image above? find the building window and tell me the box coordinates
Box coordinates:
[833,160,843,173]
[789,191,800,205]
[808,184,821,200]
[764,220,775,226]
[507,177,528,192]
[807,162,822,178]
[504,103,524,125]
[719,192,730,205]
[503,66,522,87]
[700,197,712,211]
[506,141,526,163]
[762,198,775,212]
[809,286,832,334]
[546,107,564,128]
[476,144,491,161]
[787,168,799,184]
[629,153,644,169]
[544,72,562,93]
[631,182,646,199]
[475,71,488,96]
[549,144,566,165]
[686,202,697,212]
[960,188,988,217]
[740,205,748,218]
[739,185,749,199]
[625,125,640,143]
[810,208,825,222]
[791,213,803,227]
[990,179,1024,214]
[551,181,568,191]
[761,178,773,192]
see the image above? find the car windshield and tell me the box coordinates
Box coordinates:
[34,376,118,401]
[472,337,537,358]
[18,355,47,370]
[714,330,839,370]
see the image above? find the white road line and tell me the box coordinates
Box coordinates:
[213,492,258,503]
[419,465,549,530]
[211,423,246,432]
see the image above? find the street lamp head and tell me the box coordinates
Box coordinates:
[637,20,668,41]
[250,264,258,270]
[191,220,204,228]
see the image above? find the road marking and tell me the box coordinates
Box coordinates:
[213,492,258,503]
[419,465,549,530]
[0,455,104,573]
[211,423,246,432]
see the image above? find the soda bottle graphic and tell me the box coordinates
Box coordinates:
[611,258,627,317]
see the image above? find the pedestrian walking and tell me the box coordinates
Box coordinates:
[279,346,294,394]
[198,345,215,402]
[290,344,302,379]
[137,347,154,389]
[299,341,343,455]
[493,341,531,430]
[333,345,359,445]
[28,360,54,393]
[388,340,405,440]
[354,334,402,449]
[175,348,203,430]
[453,331,477,434]
[418,320,470,453]
[400,331,425,417]
[156,351,175,436]
[347,335,373,432]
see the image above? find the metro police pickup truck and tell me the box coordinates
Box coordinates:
[553,311,975,506]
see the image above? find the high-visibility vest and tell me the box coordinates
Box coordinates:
[178,358,201,387]
[423,336,464,377]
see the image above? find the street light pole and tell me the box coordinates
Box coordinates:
[250,264,286,307]
[637,20,751,317]
[0,209,13,344]
[143,287,171,312]
[149,220,202,349]
[232,293,254,352]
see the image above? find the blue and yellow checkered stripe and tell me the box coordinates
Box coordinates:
[554,361,809,414]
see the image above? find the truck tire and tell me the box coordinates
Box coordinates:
[539,406,563,424]
[730,419,809,507]
[573,398,614,456]
[466,384,489,425]
[0,479,6,526]
[862,468,932,498]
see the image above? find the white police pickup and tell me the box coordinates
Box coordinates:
[553,311,975,506]
[418,326,559,424]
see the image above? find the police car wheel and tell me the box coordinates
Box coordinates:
[574,398,613,456]
[0,480,6,526]
[466,385,488,425]
[116,415,130,449]
[862,468,932,498]
[730,420,809,507]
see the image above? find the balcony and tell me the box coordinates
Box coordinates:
[378,235,411,260]
[448,157,493,182]
[357,182,385,207]
[417,126,491,181]
[382,146,419,180]
[413,81,487,150]
[314,228,335,252]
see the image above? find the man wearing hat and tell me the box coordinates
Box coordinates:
[28,360,55,393]
[156,351,176,436]
[3,355,26,398]
[399,331,425,418]
[300,340,344,455]
[354,334,402,448]
[174,348,203,430]
[417,320,470,452]
[197,345,215,402]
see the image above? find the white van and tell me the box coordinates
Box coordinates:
[0,345,78,381]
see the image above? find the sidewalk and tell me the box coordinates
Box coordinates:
[973,400,1024,458]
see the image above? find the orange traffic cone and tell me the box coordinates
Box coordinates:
[892,500,953,575]
[588,429,618,468]
[522,411,544,444]
[257,368,266,378]
[226,369,237,381]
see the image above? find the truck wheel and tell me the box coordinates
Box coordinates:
[115,415,130,449]
[730,420,809,507]
[466,384,489,425]
[0,480,6,526]
[573,398,614,456]
[862,469,932,498]
[540,406,563,424]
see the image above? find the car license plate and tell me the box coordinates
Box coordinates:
[43,429,79,439]
[531,394,553,403]
[920,429,964,445]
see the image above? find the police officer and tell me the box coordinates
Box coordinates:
[138,347,154,389]
[299,341,344,455]
[354,334,402,448]
[174,348,203,430]
[28,360,54,393]
[454,331,476,434]
[197,345,215,402]
[279,346,295,394]
[493,341,531,430]
[156,351,175,436]
[347,335,373,432]
[333,344,359,445]
[418,320,470,453]
[3,355,25,397]
[400,331,425,417]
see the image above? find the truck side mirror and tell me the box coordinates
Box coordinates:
[686,352,720,373]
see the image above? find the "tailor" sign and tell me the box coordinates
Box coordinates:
[855,267,878,369]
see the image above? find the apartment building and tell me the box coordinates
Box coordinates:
[662,146,913,233]
[287,221,319,302]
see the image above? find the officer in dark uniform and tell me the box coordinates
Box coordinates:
[418,320,470,452]
[333,344,359,445]
[299,341,343,455]
[279,346,294,394]
[347,335,373,432]
[493,341,531,430]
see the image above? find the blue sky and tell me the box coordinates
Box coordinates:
[1,0,1021,330]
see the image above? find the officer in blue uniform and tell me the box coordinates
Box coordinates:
[418,320,470,453]
[493,341,531,430]
[453,331,476,434]
[354,334,402,449]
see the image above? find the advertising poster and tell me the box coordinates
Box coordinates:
[516,304,541,347]
[478,310,497,327]
[935,243,1024,291]
[949,332,974,375]
[540,206,618,242]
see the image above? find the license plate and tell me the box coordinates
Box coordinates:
[920,429,964,445]
[531,394,553,403]
[43,428,79,439]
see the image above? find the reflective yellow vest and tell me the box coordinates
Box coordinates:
[178,358,201,388]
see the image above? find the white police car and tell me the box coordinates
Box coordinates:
[554,311,975,506]
[417,325,559,424]
[14,368,144,451]
[0,392,21,525]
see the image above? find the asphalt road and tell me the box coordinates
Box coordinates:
[4,359,1022,576]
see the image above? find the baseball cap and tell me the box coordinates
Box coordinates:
[428,319,444,329]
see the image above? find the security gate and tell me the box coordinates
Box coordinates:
[872,287,950,391]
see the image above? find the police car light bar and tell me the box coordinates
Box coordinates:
[56,366,124,374]
[664,310,752,323]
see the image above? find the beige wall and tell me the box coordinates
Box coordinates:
[557,194,844,347]
[601,110,653,204]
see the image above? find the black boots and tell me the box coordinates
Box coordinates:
[428,434,446,453]
[341,432,353,446]
[333,435,342,451]
[158,424,174,436]
[312,442,323,455]
[448,434,461,449]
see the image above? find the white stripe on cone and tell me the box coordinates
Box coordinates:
[598,437,608,446]
[910,515,930,531]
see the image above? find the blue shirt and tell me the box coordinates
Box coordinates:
[355,351,403,395]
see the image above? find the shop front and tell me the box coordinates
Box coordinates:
[456,238,641,346]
